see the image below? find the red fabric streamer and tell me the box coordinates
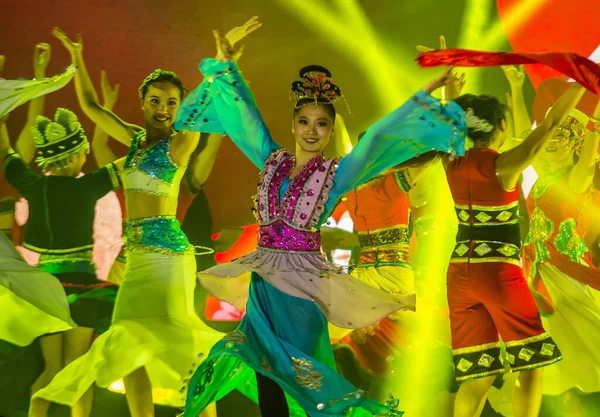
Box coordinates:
[417,49,600,95]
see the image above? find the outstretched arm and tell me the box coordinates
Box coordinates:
[15,44,51,165]
[497,81,586,190]
[174,22,278,170]
[569,101,600,194]
[334,68,464,195]
[171,17,262,168]
[53,28,140,146]
[92,70,120,167]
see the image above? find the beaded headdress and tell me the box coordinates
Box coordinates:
[290,65,343,108]
[138,69,182,99]
[32,108,89,170]
[547,108,588,153]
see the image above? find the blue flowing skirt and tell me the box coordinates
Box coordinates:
[184,273,402,416]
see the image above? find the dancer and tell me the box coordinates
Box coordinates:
[443,79,587,417]
[522,100,600,405]
[34,19,260,417]
[175,29,466,417]
[2,105,121,417]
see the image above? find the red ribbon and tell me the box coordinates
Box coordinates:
[417,49,600,95]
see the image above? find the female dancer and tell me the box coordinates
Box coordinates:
[522,100,600,405]
[175,29,466,417]
[444,78,586,417]
[34,19,260,417]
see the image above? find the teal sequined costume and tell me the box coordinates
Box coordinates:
[34,132,223,408]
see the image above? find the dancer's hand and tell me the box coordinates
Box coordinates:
[52,27,82,55]
[225,16,262,46]
[416,34,447,53]
[501,65,525,87]
[34,43,51,76]
[417,36,465,98]
[422,67,460,94]
[100,70,120,110]
[214,30,244,62]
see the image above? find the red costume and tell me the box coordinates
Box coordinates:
[446,148,561,382]
[338,170,413,376]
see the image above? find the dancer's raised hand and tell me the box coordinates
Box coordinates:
[52,27,82,54]
[225,16,262,46]
[34,43,51,75]
[100,70,120,110]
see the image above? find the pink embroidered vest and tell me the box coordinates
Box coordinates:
[253,150,339,252]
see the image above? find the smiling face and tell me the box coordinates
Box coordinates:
[140,82,181,130]
[292,104,335,154]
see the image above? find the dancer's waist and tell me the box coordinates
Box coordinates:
[357,245,411,267]
[258,221,321,252]
[124,215,192,255]
[357,225,410,249]
[37,249,96,274]
[451,240,521,266]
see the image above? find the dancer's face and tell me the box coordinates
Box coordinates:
[292,104,334,154]
[141,82,181,130]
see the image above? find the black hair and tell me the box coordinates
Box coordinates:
[454,94,506,144]
[292,65,337,120]
[139,70,185,100]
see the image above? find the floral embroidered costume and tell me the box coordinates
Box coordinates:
[446,148,561,382]
[174,57,466,416]
[523,111,600,396]
[34,130,224,408]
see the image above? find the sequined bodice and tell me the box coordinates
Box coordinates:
[122,131,185,197]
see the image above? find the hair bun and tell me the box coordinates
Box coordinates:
[290,65,342,107]
[299,65,332,78]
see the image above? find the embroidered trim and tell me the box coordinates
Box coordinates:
[23,243,94,255]
[358,225,410,248]
[450,240,521,265]
[106,162,120,190]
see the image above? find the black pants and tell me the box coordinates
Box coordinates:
[257,373,312,417]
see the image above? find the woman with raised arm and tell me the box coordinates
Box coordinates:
[521,99,600,409]
[174,30,466,417]
[442,78,588,417]
[33,20,260,417]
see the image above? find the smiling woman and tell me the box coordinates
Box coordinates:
[33,17,263,417]
[173,28,466,417]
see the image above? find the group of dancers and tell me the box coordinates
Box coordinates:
[1,15,600,417]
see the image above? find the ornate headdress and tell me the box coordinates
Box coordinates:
[289,65,343,108]
[547,108,588,153]
[32,108,89,170]
[138,69,182,99]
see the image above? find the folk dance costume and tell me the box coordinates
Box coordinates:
[4,108,119,332]
[174,58,466,416]
[523,111,600,396]
[336,171,415,378]
[34,130,224,407]
[446,148,561,382]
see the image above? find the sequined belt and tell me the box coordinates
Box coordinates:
[357,225,409,249]
[258,220,320,252]
[451,240,521,266]
[38,249,96,275]
[124,215,192,255]
[357,245,411,267]
[455,202,519,226]
[0,197,17,215]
